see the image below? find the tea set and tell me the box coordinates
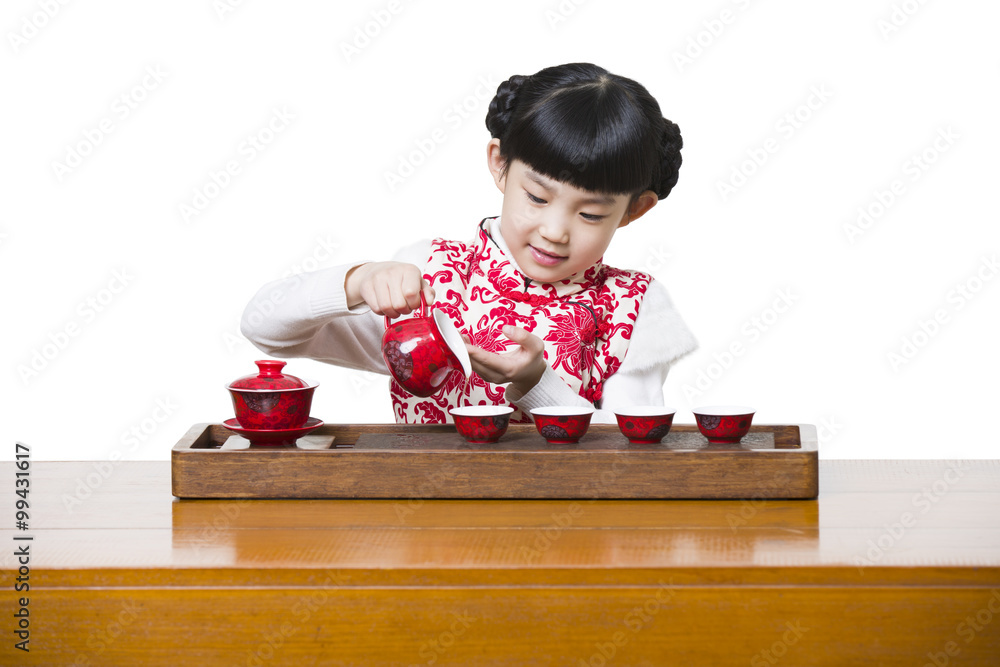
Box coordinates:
[224,300,755,446]
[225,360,323,446]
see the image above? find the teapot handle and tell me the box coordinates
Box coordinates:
[384,292,428,329]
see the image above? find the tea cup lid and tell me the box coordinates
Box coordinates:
[228,360,310,390]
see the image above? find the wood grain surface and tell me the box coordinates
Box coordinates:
[1,459,998,665]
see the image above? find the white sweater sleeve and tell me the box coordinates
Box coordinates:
[239,240,433,374]
[599,279,698,421]
[504,366,594,415]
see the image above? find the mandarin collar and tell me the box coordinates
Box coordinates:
[476,216,603,301]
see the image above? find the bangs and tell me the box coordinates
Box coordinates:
[503,84,657,197]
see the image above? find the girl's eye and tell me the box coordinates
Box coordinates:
[525,191,546,205]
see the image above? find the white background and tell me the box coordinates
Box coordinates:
[3,0,998,461]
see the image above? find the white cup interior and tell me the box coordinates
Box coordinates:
[692,405,755,416]
[433,308,472,377]
[530,406,595,417]
[449,406,514,417]
[613,406,677,417]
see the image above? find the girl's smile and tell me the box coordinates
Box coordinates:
[528,245,568,266]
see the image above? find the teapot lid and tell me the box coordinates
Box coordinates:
[228,360,310,390]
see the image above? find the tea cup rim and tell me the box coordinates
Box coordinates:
[692,405,755,416]
[530,405,595,417]
[226,382,319,393]
[450,405,515,417]
[613,406,677,417]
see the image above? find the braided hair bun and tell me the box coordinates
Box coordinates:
[485,74,529,141]
[654,118,683,200]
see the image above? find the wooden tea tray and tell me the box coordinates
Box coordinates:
[171,423,818,499]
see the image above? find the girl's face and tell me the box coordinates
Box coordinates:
[488,147,658,284]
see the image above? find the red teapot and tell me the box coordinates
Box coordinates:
[381,294,470,397]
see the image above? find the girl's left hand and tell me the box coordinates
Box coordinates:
[464,326,547,395]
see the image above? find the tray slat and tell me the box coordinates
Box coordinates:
[171,423,818,499]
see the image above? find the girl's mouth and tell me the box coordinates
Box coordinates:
[529,245,567,266]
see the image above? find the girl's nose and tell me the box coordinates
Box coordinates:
[538,216,570,245]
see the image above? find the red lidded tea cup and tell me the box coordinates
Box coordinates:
[227,360,317,430]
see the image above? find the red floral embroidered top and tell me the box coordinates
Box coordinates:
[391,218,653,424]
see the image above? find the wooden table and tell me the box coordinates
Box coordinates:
[2,460,999,666]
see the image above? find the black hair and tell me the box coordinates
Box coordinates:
[485,62,682,201]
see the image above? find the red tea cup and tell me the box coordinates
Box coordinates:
[693,405,755,444]
[614,406,677,444]
[449,406,514,443]
[382,293,471,397]
[530,406,594,444]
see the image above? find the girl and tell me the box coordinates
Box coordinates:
[241,62,697,424]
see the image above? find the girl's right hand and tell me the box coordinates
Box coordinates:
[344,261,436,319]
